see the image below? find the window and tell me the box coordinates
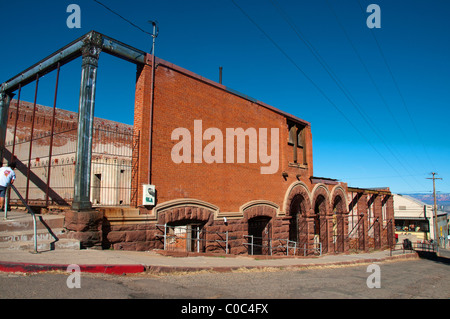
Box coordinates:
[287,121,307,165]
[395,220,429,232]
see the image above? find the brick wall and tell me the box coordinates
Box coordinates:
[122,54,353,255]
[134,55,316,213]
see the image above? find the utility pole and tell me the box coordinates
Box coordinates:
[147,20,159,185]
[427,172,443,248]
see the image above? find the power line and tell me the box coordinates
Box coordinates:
[230,0,418,192]
[344,174,427,180]
[92,0,154,37]
[325,0,425,170]
[356,0,437,173]
[269,0,425,191]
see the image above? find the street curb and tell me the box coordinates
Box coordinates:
[143,252,420,274]
[0,252,419,275]
[0,261,145,275]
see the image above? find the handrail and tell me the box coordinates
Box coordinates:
[243,235,322,256]
[7,184,38,253]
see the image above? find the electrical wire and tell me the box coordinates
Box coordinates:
[230,0,418,191]
[356,0,437,173]
[92,0,154,37]
[269,0,425,191]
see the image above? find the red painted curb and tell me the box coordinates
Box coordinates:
[0,261,145,275]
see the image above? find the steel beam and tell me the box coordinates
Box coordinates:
[0,30,148,209]
[0,38,84,94]
[102,34,146,64]
[1,31,146,95]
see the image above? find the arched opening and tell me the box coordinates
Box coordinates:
[314,194,328,253]
[288,194,308,254]
[332,195,345,253]
[248,216,272,255]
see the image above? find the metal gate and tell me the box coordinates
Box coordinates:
[3,99,137,207]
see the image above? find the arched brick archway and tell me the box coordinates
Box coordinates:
[283,182,313,255]
[242,203,277,221]
[284,182,312,215]
[330,186,348,253]
[155,199,217,225]
[242,202,277,256]
[312,185,331,254]
[155,199,216,253]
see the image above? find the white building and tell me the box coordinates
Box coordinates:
[394,194,448,244]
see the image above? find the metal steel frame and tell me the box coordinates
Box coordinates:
[0,31,146,95]
[0,31,147,210]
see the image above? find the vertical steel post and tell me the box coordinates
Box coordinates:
[4,186,8,220]
[46,62,61,207]
[226,231,229,254]
[163,223,167,250]
[25,74,40,204]
[286,239,289,256]
[72,33,102,211]
[197,227,200,253]
[11,84,21,160]
[32,212,37,253]
[0,91,13,165]
[147,21,158,185]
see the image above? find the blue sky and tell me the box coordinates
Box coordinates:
[1,0,449,195]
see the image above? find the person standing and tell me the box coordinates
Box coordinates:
[0,162,16,211]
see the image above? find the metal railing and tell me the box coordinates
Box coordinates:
[4,184,38,253]
[244,236,322,256]
[155,224,229,254]
[389,239,438,256]
[244,235,273,256]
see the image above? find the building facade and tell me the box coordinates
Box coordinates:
[1,31,395,255]
[394,194,449,245]
[100,55,395,255]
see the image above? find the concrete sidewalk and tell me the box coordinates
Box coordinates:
[0,248,419,275]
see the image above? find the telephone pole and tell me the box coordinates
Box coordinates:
[427,172,442,247]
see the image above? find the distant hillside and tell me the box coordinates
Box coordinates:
[406,193,450,207]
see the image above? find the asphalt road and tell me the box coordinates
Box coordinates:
[0,258,448,300]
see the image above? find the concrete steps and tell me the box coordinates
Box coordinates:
[0,210,80,251]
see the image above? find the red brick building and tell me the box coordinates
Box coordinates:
[102,54,395,255]
[1,31,395,255]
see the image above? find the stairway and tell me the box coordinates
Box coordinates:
[0,210,80,251]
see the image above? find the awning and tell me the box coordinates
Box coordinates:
[395,217,428,221]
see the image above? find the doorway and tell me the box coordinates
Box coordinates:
[167,220,205,252]
[248,216,272,255]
